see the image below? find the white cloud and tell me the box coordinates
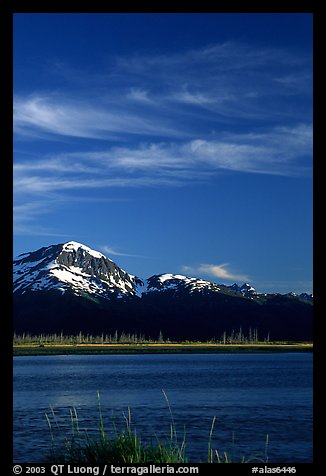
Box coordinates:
[14,173,186,194]
[13,40,312,240]
[100,245,142,258]
[114,41,298,78]
[126,88,152,103]
[100,245,126,256]
[14,41,312,143]
[14,95,182,140]
[112,41,311,119]
[199,264,249,282]
[181,263,249,282]
[14,123,312,195]
[13,121,312,235]
[174,90,213,106]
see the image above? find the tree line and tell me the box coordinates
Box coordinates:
[13,327,270,345]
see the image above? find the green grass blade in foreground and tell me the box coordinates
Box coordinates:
[208,415,217,463]
[45,392,269,463]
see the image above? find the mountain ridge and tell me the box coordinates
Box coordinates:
[14,241,312,299]
[13,241,313,341]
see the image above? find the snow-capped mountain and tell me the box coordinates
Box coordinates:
[297,292,313,302]
[13,241,313,302]
[13,241,313,341]
[146,273,222,294]
[13,242,256,300]
[228,282,257,296]
[13,241,143,299]
[284,291,313,302]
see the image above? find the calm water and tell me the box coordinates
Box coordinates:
[13,353,313,463]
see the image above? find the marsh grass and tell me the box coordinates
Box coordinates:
[206,417,269,464]
[45,391,269,464]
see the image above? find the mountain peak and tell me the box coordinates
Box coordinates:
[13,242,313,341]
[240,283,256,292]
[62,241,106,259]
[146,273,221,294]
[227,282,256,296]
[14,241,142,298]
[13,241,312,302]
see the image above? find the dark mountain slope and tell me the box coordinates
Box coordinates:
[13,242,313,341]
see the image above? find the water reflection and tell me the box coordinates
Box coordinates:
[14,353,313,463]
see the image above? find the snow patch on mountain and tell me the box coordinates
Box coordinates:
[228,282,257,296]
[63,241,105,259]
[13,241,313,303]
[146,273,221,294]
[13,241,143,299]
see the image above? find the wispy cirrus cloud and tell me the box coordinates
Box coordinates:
[13,120,311,235]
[113,41,303,79]
[181,263,249,282]
[112,41,311,119]
[14,40,312,239]
[14,123,312,196]
[14,94,184,140]
[14,41,312,142]
[100,245,147,259]
[126,88,152,103]
[100,245,131,257]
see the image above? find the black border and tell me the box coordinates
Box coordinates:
[5,1,319,14]
[1,0,14,470]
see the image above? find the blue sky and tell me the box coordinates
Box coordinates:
[13,13,313,293]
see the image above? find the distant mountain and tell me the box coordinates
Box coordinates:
[146,273,223,294]
[227,282,257,297]
[13,241,313,341]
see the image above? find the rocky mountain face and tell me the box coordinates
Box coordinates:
[13,241,313,341]
[146,274,223,294]
[228,282,257,297]
[14,241,143,298]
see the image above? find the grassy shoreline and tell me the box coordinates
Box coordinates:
[13,342,313,356]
